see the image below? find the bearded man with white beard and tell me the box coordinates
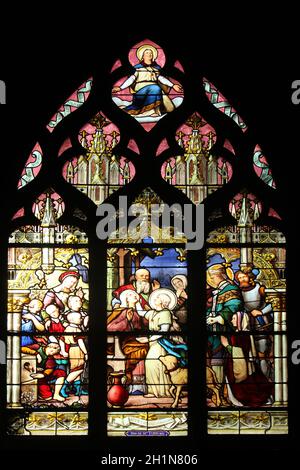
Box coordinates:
[112,268,160,310]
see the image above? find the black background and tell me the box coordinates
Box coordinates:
[0,10,299,465]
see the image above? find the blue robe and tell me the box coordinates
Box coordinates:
[158,337,188,367]
[125,63,164,115]
[21,312,43,347]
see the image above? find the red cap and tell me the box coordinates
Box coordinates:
[59,270,80,283]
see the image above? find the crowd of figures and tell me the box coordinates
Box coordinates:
[21,270,89,404]
[107,261,275,408]
[206,263,274,407]
[20,260,275,408]
[107,268,188,402]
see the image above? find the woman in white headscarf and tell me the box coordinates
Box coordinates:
[171,274,188,327]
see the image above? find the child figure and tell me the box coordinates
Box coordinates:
[136,288,176,398]
[44,304,65,333]
[60,311,88,398]
[37,342,67,402]
[44,304,68,357]
[136,288,187,398]
[21,299,45,353]
[27,342,67,402]
[66,295,89,330]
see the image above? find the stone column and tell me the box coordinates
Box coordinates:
[107,249,120,309]
[6,336,12,406]
[7,336,22,408]
[11,336,21,407]
[7,289,30,408]
[271,290,287,406]
[281,310,288,405]
[273,309,283,405]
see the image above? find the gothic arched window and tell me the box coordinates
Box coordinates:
[3,38,287,443]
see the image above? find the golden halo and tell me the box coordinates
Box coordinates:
[136,44,158,62]
[149,288,178,311]
[206,263,234,287]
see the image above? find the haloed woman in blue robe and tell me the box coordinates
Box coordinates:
[112,46,183,117]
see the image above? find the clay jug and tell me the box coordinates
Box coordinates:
[107,372,129,407]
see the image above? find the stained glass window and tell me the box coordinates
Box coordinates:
[206,244,287,434]
[106,246,188,436]
[160,112,233,204]
[112,39,184,132]
[3,37,288,444]
[7,191,89,435]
